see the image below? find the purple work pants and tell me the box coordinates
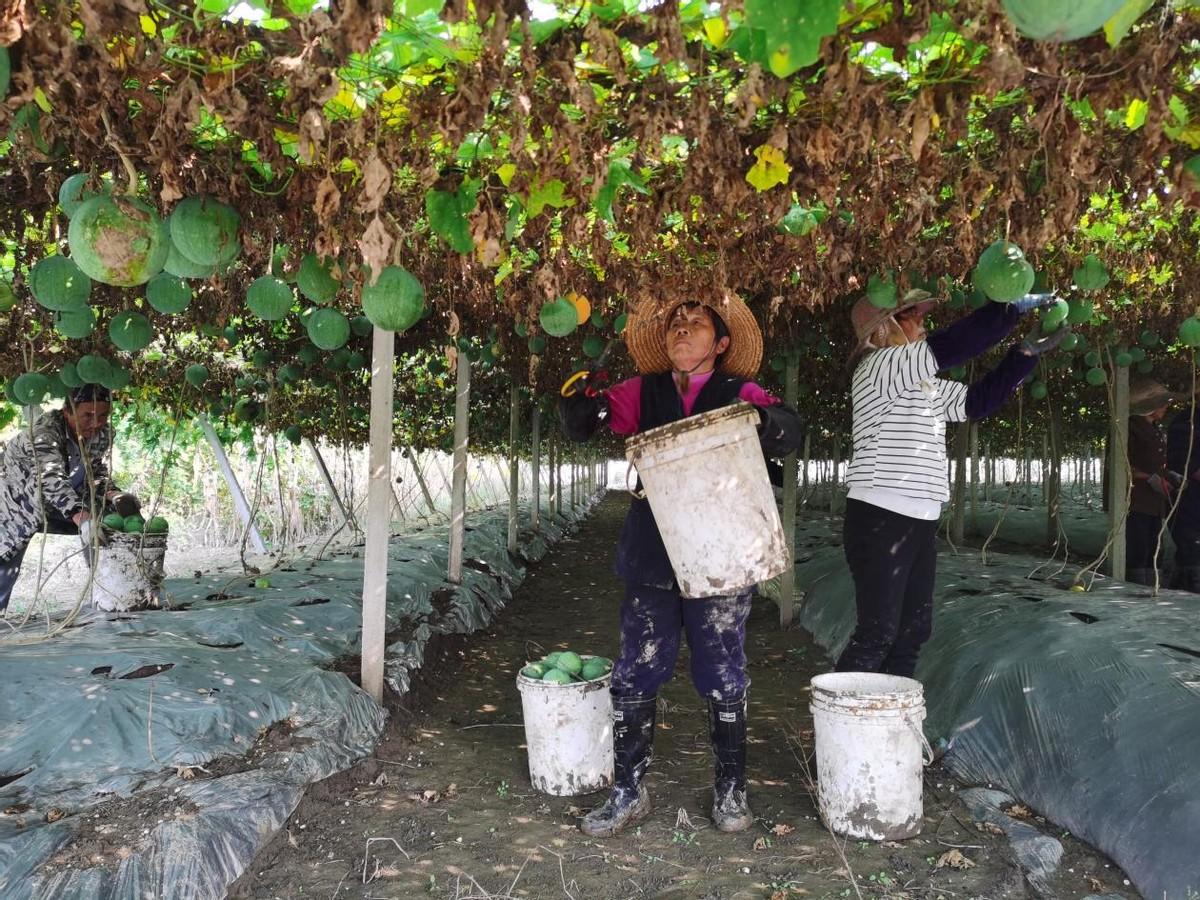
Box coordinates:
[611,583,752,702]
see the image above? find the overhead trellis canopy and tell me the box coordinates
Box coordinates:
[1,0,1199,447]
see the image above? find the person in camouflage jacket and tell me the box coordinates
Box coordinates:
[0,385,140,612]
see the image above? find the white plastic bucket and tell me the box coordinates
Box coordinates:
[91,533,168,612]
[809,672,930,841]
[517,664,614,796]
[625,402,788,598]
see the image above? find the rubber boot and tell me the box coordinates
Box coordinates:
[1177,566,1200,593]
[1126,568,1156,587]
[580,694,655,837]
[709,694,753,833]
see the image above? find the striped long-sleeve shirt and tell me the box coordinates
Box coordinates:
[846,341,966,516]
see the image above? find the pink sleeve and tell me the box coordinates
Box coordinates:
[605,377,642,435]
[739,381,781,407]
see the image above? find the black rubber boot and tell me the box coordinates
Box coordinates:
[1176,566,1200,593]
[709,694,753,833]
[1126,568,1156,587]
[580,694,655,837]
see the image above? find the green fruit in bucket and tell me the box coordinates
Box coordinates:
[145,516,169,534]
[123,514,146,533]
[541,669,573,685]
[102,513,126,531]
[555,651,583,675]
[542,651,563,668]
[581,658,609,680]
[521,663,547,679]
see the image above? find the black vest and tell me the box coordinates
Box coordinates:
[615,371,746,588]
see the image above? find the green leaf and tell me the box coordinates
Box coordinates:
[525,178,574,218]
[425,180,479,254]
[776,203,827,236]
[1125,98,1148,130]
[745,0,841,78]
[1104,0,1155,46]
[594,183,618,225]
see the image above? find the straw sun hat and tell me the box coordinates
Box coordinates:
[848,289,940,362]
[1129,378,1181,416]
[624,293,763,380]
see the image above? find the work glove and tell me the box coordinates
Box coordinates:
[1168,470,1185,489]
[78,516,109,549]
[756,402,807,458]
[1010,293,1059,314]
[558,392,605,442]
[109,492,141,518]
[1147,474,1175,499]
[1017,325,1069,357]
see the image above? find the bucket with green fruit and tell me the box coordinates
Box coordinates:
[516,649,615,796]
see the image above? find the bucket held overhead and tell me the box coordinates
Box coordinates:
[625,402,789,599]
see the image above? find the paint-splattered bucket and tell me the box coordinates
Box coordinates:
[91,533,167,612]
[517,664,613,796]
[809,672,930,841]
[625,402,788,598]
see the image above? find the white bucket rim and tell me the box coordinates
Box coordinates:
[625,401,758,458]
[810,672,924,711]
[516,655,612,692]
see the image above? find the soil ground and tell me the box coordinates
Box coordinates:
[233,494,1134,900]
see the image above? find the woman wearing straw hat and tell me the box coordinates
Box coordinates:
[1108,379,1180,586]
[559,293,804,837]
[838,288,1066,677]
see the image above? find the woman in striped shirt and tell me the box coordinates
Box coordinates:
[838,289,1066,677]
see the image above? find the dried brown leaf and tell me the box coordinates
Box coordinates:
[313,175,342,226]
[356,154,391,214]
[936,849,975,870]
[358,215,393,281]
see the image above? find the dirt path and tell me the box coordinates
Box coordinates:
[234,495,1133,900]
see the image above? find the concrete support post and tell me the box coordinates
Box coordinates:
[197,415,268,554]
[448,357,471,584]
[306,437,358,533]
[778,357,799,628]
[1110,365,1130,581]
[360,327,394,704]
[531,405,541,530]
[507,383,520,555]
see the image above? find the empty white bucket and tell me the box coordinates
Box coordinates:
[91,533,168,612]
[625,402,788,598]
[809,672,930,841]
[517,664,614,796]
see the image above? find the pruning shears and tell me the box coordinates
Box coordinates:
[560,338,619,398]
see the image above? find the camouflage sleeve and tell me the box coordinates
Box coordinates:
[31,419,84,518]
[88,427,113,497]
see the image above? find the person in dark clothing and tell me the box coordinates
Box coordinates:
[837,289,1066,678]
[1113,380,1179,585]
[1166,395,1200,591]
[558,293,805,838]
